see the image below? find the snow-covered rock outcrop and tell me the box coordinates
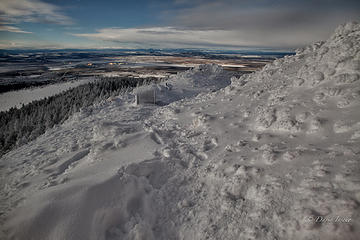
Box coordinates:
[0,22,359,240]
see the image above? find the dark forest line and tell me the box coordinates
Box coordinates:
[0,76,158,156]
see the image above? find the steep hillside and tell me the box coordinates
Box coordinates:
[1,22,359,240]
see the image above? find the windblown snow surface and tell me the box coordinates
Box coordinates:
[1,22,360,240]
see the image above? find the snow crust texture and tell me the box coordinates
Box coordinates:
[1,22,360,240]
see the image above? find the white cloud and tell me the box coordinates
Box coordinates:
[0,25,32,33]
[71,25,324,49]
[165,0,360,48]
[73,27,250,49]
[0,0,72,25]
[0,38,98,50]
[73,0,360,49]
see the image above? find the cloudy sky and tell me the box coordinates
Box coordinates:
[0,0,359,50]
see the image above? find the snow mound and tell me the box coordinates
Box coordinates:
[171,63,226,88]
[1,22,360,240]
[135,64,230,105]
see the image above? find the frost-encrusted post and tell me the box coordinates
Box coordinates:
[153,88,156,104]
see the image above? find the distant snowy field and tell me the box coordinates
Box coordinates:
[0,22,359,240]
[0,78,95,112]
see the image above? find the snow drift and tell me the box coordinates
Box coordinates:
[1,22,360,240]
[134,64,230,105]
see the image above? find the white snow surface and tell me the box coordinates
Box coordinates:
[135,64,230,105]
[1,22,360,240]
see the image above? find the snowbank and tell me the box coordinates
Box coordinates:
[1,22,359,240]
[134,64,230,105]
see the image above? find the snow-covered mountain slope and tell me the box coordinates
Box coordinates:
[1,22,360,240]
